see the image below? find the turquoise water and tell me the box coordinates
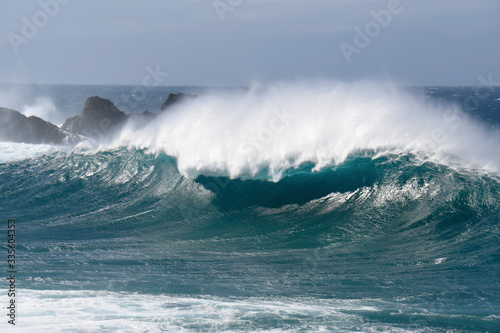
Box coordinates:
[1,84,499,332]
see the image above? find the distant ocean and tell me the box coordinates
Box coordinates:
[1,82,499,332]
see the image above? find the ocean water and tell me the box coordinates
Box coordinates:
[0,82,499,332]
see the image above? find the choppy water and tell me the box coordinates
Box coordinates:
[1,82,499,332]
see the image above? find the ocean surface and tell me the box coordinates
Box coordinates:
[0,82,499,332]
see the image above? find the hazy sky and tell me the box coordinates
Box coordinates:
[0,0,499,86]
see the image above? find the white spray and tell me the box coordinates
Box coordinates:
[94,81,500,180]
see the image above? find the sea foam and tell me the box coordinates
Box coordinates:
[103,81,499,180]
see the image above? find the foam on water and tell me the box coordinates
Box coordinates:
[0,142,60,163]
[100,81,499,181]
[9,289,438,333]
[2,81,498,180]
[1,84,499,333]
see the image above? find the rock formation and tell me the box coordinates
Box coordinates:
[161,93,196,111]
[0,93,199,145]
[0,107,81,145]
[61,96,128,137]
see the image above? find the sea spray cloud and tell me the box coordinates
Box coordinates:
[0,86,28,112]
[22,96,60,124]
[98,81,500,181]
[0,86,62,124]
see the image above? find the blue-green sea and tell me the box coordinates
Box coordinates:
[1,82,499,332]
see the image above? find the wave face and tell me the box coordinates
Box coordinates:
[1,83,500,332]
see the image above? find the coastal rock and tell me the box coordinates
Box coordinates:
[161,93,196,111]
[0,107,81,144]
[62,96,127,137]
[128,110,156,120]
[1,93,198,145]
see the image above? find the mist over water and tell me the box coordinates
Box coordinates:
[0,85,65,125]
[22,96,62,123]
[95,81,500,180]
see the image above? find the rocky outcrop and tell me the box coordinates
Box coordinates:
[161,93,196,111]
[1,93,198,145]
[61,96,128,137]
[0,107,81,145]
[128,110,156,120]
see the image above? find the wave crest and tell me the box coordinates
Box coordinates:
[91,81,497,180]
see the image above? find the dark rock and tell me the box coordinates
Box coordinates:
[161,93,196,111]
[0,107,81,145]
[129,110,156,120]
[62,96,127,137]
[1,93,195,145]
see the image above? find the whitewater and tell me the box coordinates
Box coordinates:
[91,81,499,180]
[0,81,499,332]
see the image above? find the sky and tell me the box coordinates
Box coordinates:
[0,0,499,86]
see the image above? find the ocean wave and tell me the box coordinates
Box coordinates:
[1,82,499,332]
[2,147,499,331]
[96,81,499,181]
[1,81,499,181]
[2,148,498,247]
